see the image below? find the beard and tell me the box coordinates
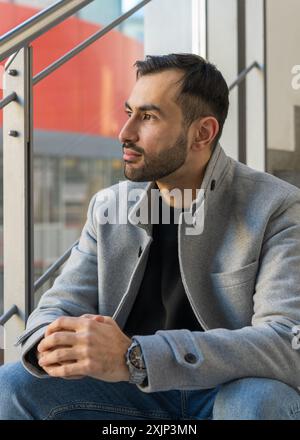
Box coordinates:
[123,130,188,182]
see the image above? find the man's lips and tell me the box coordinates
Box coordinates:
[123,149,142,161]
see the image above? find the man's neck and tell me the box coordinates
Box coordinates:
[154,146,214,209]
[155,173,205,209]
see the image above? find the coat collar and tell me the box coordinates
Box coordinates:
[200,142,229,192]
[128,143,230,235]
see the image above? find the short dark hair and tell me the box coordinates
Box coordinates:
[134,53,229,147]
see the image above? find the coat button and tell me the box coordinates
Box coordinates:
[184,353,197,364]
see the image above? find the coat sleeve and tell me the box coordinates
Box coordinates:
[16,192,99,377]
[133,190,300,393]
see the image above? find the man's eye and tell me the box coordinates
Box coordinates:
[126,111,132,118]
[143,114,154,121]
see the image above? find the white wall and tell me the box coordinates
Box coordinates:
[144,0,239,158]
[207,0,239,160]
[246,0,265,171]
[267,0,300,152]
[143,0,268,168]
[144,0,193,55]
[207,0,265,169]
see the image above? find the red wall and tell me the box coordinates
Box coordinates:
[0,3,143,137]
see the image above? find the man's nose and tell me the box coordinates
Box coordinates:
[118,119,139,144]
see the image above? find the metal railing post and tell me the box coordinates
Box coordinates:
[0,0,94,62]
[3,47,34,362]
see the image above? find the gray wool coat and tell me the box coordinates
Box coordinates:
[16,143,300,393]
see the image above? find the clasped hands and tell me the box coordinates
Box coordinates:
[36,314,132,382]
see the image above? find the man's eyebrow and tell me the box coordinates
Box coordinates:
[125,101,165,116]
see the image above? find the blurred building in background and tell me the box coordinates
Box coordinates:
[0,0,144,313]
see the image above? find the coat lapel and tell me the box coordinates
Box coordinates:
[178,144,234,329]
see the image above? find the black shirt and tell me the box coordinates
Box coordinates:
[123,191,203,338]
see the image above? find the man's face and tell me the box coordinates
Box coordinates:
[118,69,189,182]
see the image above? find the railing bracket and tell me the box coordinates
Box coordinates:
[8,69,18,76]
[8,130,19,137]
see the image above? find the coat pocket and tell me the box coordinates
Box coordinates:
[210,260,259,288]
[209,261,259,327]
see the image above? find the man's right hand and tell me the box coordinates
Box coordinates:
[36,314,101,379]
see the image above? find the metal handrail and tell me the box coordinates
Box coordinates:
[0,92,17,110]
[0,240,78,325]
[0,305,18,326]
[33,0,152,85]
[0,0,152,110]
[0,0,94,62]
[229,61,262,91]
[34,239,79,292]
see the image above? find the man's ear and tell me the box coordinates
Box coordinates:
[191,116,219,151]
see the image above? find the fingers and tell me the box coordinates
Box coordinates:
[37,331,77,353]
[38,347,79,368]
[81,314,105,323]
[79,314,114,325]
[38,347,85,380]
[42,360,86,378]
[36,348,42,361]
[39,316,108,354]
[41,358,85,380]
[45,317,80,337]
[45,315,107,338]
[100,316,116,326]
[81,314,107,326]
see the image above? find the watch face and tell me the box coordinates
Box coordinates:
[130,345,145,369]
[127,343,147,385]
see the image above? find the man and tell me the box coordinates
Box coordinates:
[1,53,300,420]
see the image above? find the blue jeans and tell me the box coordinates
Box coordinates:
[0,362,300,420]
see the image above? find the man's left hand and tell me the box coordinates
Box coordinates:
[36,315,132,382]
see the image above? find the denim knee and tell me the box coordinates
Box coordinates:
[212,377,300,420]
[0,362,21,399]
[0,362,35,420]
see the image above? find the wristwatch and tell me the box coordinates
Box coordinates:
[126,339,148,385]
